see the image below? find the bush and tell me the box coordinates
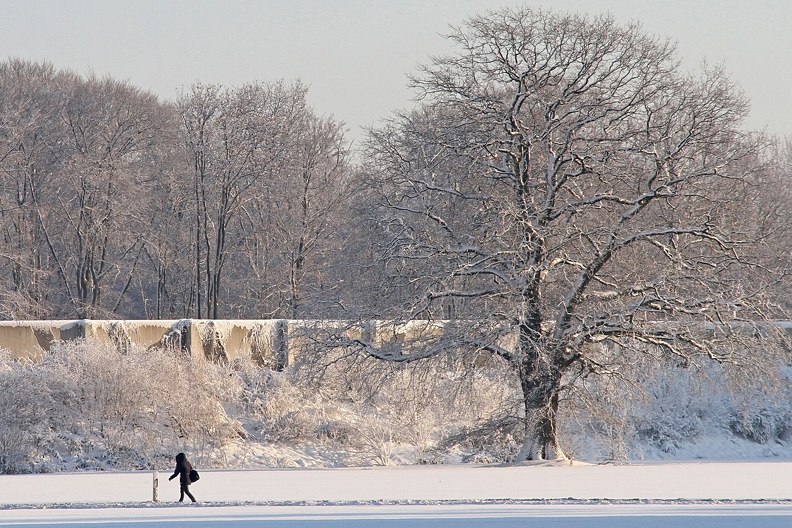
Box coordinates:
[0,340,242,473]
[560,345,792,461]
[4,336,792,472]
[0,354,53,473]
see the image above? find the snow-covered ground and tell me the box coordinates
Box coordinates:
[2,461,792,526]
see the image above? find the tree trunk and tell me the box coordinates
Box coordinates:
[516,360,566,461]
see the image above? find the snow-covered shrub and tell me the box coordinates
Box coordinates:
[630,366,723,456]
[28,339,241,470]
[5,331,792,471]
[0,352,54,474]
[233,358,331,443]
[559,340,792,461]
[562,376,632,461]
[350,407,398,465]
[278,345,522,465]
[729,408,792,444]
[726,366,792,444]
[560,344,710,460]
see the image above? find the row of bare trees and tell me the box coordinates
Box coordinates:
[0,59,355,320]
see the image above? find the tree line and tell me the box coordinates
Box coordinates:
[2,7,792,460]
[0,61,363,320]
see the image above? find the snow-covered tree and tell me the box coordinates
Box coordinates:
[361,7,787,460]
[0,60,168,318]
[0,59,66,318]
[177,82,352,319]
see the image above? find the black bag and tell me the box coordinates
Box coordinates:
[189,469,200,483]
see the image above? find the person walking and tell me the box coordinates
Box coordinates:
[168,452,197,503]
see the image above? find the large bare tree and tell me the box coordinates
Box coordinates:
[361,8,785,460]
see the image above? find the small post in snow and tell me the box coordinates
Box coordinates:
[153,471,159,502]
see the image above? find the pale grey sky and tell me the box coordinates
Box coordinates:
[2,0,791,143]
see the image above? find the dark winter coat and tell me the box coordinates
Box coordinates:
[169,452,193,486]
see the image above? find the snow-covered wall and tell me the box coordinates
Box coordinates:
[0,320,74,361]
[3,319,789,368]
[0,319,291,367]
[0,319,444,367]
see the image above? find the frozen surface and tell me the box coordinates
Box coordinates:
[2,461,792,526]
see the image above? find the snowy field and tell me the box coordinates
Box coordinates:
[2,461,792,526]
